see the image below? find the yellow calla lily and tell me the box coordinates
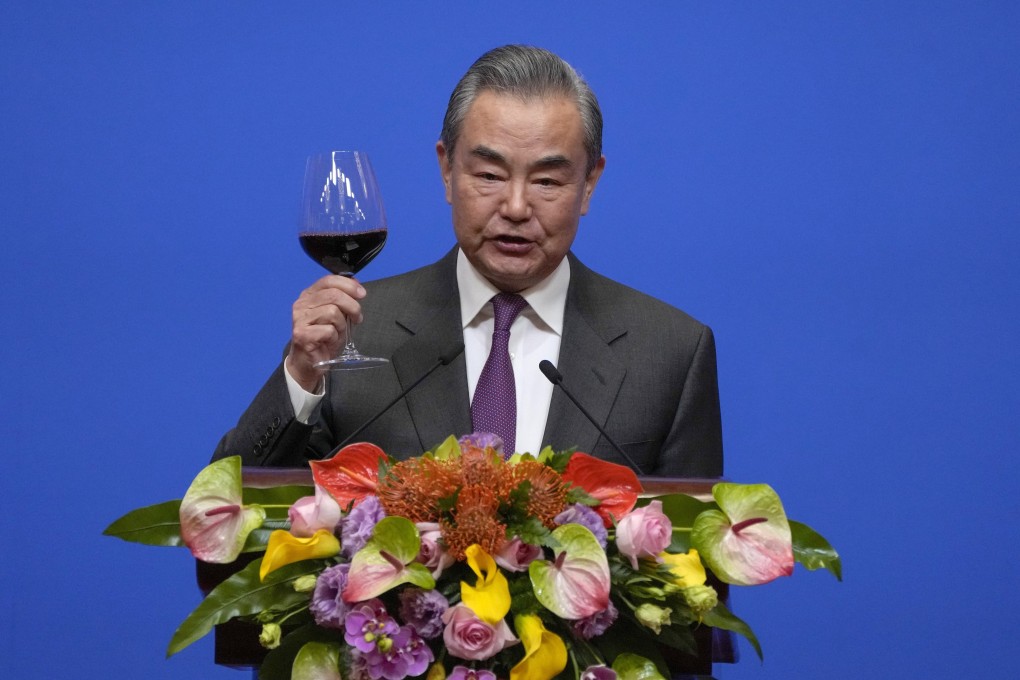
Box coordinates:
[461,544,511,625]
[260,529,340,581]
[425,662,447,680]
[510,614,567,680]
[659,548,707,587]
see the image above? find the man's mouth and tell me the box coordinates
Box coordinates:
[491,235,534,254]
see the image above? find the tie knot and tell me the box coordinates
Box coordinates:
[491,293,528,333]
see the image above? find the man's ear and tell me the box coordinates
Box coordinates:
[436,141,453,205]
[579,155,606,216]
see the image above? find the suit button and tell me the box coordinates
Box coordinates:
[272,416,281,428]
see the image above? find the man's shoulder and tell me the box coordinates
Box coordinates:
[569,254,709,332]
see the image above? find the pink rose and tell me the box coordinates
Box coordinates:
[615,500,672,569]
[288,485,342,538]
[441,604,518,660]
[416,522,455,577]
[494,537,543,572]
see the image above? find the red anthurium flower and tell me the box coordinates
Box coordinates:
[561,453,641,527]
[310,442,390,509]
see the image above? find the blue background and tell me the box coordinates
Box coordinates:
[2,2,1018,678]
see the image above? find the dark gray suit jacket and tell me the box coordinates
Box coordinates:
[213,249,723,477]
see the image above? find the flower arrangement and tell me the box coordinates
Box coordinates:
[105,434,840,680]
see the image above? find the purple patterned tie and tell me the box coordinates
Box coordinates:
[471,293,528,456]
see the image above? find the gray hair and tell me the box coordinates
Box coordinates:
[440,45,603,174]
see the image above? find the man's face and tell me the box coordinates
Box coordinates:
[437,91,605,292]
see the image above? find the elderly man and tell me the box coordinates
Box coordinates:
[213,45,723,477]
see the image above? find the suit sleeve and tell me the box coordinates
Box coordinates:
[655,325,724,477]
[210,363,334,466]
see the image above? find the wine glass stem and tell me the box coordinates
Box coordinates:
[340,315,360,359]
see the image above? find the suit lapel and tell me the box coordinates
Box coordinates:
[542,255,627,453]
[389,251,472,451]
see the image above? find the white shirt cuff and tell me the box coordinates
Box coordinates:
[284,358,325,424]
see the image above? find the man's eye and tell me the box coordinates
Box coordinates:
[477,172,501,181]
[536,178,560,187]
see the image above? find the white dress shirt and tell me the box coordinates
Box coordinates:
[284,249,569,456]
[456,250,568,455]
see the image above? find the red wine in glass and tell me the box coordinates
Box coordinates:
[299,229,387,277]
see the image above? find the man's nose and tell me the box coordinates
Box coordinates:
[499,180,532,222]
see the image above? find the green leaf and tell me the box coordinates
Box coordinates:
[652,493,716,552]
[790,520,842,580]
[292,641,342,680]
[651,616,697,656]
[259,624,343,680]
[702,601,762,661]
[167,557,322,657]
[243,485,314,515]
[594,614,669,678]
[612,653,667,680]
[241,520,291,553]
[103,500,184,546]
[432,435,462,460]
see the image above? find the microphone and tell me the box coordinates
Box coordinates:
[326,341,465,457]
[539,359,645,475]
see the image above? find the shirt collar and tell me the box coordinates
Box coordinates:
[456,249,570,335]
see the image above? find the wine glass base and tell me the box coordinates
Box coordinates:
[314,355,390,370]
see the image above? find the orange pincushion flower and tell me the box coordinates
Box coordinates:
[376,456,461,522]
[440,484,507,560]
[458,445,506,488]
[510,460,569,526]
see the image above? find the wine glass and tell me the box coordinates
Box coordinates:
[297,151,389,369]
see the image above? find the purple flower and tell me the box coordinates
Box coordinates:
[341,495,387,559]
[449,667,498,680]
[398,587,449,639]
[494,537,543,572]
[362,625,434,680]
[459,432,504,455]
[344,599,399,653]
[554,504,608,548]
[310,563,351,629]
[581,665,618,680]
[572,600,619,640]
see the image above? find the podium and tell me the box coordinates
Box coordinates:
[196,469,735,679]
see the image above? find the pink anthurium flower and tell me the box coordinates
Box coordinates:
[343,517,435,602]
[691,483,794,585]
[528,524,610,620]
[179,456,265,563]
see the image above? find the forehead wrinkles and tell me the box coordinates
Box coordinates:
[457,93,584,169]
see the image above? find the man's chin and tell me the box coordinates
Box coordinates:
[480,263,543,293]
